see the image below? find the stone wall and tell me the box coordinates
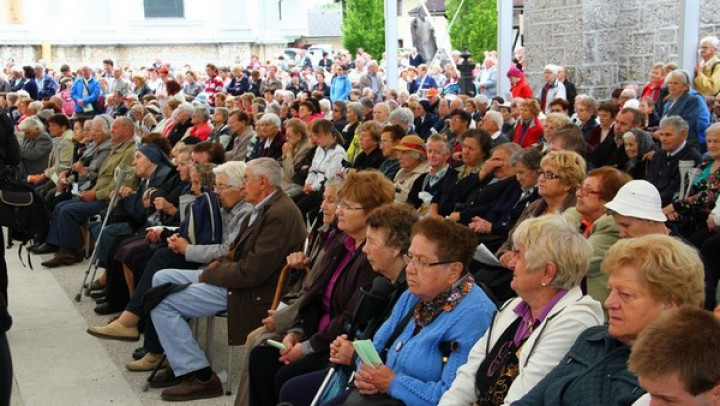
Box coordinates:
[0,42,286,71]
[523,0,720,100]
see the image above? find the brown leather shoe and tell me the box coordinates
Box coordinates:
[41,251,80,268]
[160,373,223,402]
[125,352,167,372]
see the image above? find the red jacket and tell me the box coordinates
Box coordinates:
[511,77,533,99]
[514,116,544,148]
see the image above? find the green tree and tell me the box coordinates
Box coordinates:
[445,0,498,62]
[342,0,385,58]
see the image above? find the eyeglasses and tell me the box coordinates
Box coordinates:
[578,184,602,197]
[536,169,561,180]
[404,252,454,271]
[336,202,365,211]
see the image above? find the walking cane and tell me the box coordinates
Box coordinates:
[74,164,134,302]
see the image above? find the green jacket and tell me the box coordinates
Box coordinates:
[43,129,74,179]
[93,139,138,202]
[564,207,620,306]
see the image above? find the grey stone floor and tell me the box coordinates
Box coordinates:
[5,239,243,406]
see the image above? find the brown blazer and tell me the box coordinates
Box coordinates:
[202,190,306,345]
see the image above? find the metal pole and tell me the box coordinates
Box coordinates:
[679,0,700,74]
[384,0,399,91]
[497,0,513,99]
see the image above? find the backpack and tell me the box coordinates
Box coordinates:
[178,191,223,245]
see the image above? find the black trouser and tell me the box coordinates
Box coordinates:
[690,228,720,310]
[0,232,6,303]
[248,345,329,406]
[0,294,12,406]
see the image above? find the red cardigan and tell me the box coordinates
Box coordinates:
[514,117,544,148]
[511,78,534,99]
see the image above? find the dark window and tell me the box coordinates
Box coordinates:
[144,0,184,18]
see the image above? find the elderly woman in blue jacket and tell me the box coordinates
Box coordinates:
[511,234,706,406]
[326,217,496,406]
[439,214,604,406]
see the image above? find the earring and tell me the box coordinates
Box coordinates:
[541,282,546,287]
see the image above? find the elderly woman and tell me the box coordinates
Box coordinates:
[440,215,603,406]
[663,123,720,233]
[319,217,496,406]
[248,171,396,405]
[18,116,52,178]
[564,167,631,304]
[514,98,544,148]
[276,203,420,406]
[469,147,542,253]
[280,118,314,197]
[541,112,571,145]
[621,129,655,179]
[507,67,533,99]
[429,128,492,218]
[185,106,212,143]
[351,121,385,171]
[513,234,705,405]
[574,95,599,141]
[662,69,710,150]
[341,101,363,152]
[393,135,430,204]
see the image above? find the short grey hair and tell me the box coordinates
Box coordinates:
[28,101,43,114]
[193,106,210,121]
[214,107,229,123]
[701,36,720,51]
[213,161,246,188]
[258,113,281,128]
[266,101,281,116]
[575,94,598,114]
[510,147,542,170]
[513,214,593,290]
[359,96,374,108]
[346,102,364,120]
[493,142,521,157]
[318,98,331,112]
[248,157,282,187]
[665,70,692,86]
[659,115,689,134]
[18,116,44,132]
[483,110,503,130]
[706,122,720,137]
[93,114,114,135]
[544,64,559,75]
[178,102,194,116]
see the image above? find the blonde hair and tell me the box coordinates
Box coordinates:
[601,234,705,308]
[512,214,592,289]
[540,150,586,189]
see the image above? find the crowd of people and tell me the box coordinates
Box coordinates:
[1,35,720,406]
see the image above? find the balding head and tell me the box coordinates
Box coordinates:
[111,117,135,145]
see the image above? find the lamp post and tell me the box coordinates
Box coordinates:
[458,49,476,97]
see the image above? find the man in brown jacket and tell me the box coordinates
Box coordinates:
[149,158,306,402]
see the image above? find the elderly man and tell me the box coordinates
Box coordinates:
[646,116,702,206]
[34,64,56,100]
[558,65,576,114]
[71,64,102,117]
[248,113,285,161]
[629,307,720,406]
[110,67,130,96]
[695,35,720,97]
[662,70,711,150]
[538,64,567,115]
[481,109,509,148]
[147,158,306,401]
[476,56,498,98]
[358,60,385,103]
[393,135,430,203]
[38,117,137,267]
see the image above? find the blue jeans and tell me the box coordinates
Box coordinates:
[46,199,107,251]
[150,269,227,376]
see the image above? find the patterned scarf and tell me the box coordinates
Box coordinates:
[413,273,475,331]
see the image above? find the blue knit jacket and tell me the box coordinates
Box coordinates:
[364,286,496,406]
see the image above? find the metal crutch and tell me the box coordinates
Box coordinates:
[74,165,134,302]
